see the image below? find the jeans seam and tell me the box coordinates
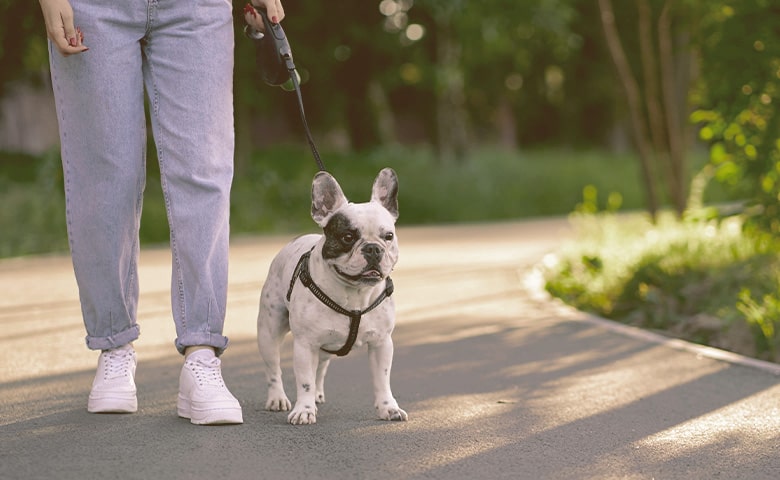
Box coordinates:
[143,0,187,332]
[144,48,188,335]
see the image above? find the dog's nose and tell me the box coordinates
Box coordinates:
[362,243,384,263]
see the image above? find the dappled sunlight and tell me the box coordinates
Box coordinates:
[388,391,519,432]
[562,386,780,478]
[637,384,780,455]
[395,294,527,333]
[497,342,635,384]
[5,222,780,478]
[525,346,728,428]
[364,391,520,475]
[411,324,506,345]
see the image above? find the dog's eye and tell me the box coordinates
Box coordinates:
[341,233,356,245]
[384,232,394,241]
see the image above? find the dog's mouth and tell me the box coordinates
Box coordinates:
[334,265,384,284]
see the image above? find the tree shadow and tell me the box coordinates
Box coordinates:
[2,303,779,479]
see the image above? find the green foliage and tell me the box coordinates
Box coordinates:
[231,145,655,230]
[0,1,49,98]
[236,0,619,154]
[737,287,780,357]
[1,147,694,257]
[410,0,612,145]
[693,0,780,235]
[0,150,67,257]
[544,211,780,362]
[574,184,623,215]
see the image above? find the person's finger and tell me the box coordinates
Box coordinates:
[251,0,282,24]
[60,25,89,55]
[244,3,265,33]
[49,32,71,54]
[40,0,88,56]
[59,8,80,47]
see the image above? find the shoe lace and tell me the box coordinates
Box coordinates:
[101,348,134,380]
[188,357,226,388]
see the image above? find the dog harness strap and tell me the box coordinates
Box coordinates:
[322,314,361,357]
[287,249,394,356]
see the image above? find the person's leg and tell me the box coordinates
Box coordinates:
[143,0,241,424]
[142,0,234,357]
[48,0,149,413]
[49,0,148,352]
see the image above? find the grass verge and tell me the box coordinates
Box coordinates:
[542,212,780,363]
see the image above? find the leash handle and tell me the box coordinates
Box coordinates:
[248,6,327,173]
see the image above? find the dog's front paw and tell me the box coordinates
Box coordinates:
[376,401,408,422]
[266,393,292,412]
[288,404,317,425]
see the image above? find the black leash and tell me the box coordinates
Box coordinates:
[246,7,326,173]
[286,249,394,357]
[285,60,326,172]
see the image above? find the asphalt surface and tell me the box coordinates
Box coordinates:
[1,218,779,480]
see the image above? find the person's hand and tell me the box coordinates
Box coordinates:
[244,0,286,34]
[39,0,89,56]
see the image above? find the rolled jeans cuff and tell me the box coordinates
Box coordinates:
[176,333,229,357]
[85,324,141,351]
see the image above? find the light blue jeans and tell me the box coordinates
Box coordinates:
[48,0,236,355]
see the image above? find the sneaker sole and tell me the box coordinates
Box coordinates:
[88,394,138,414]
[177,395,243,425]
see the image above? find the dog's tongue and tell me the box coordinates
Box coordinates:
[362,269,381,279]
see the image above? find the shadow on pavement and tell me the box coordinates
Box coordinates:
[3,305,779,479]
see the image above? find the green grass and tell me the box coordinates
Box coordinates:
[543,212,780,362]
[0,151,68,258]
[0,145,731,258]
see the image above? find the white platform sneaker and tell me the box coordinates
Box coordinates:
[87,344,138,413]
[177,350,243,425]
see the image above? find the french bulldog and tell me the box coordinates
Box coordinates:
[256,168,408,425]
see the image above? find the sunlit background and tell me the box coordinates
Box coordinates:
[2,3,780,476]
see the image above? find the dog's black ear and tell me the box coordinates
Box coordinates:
[371,168,399,219]
[311,171,348,227]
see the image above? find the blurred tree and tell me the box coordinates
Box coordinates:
[2,1,617,164]
[0,1,49,98]
[234,0,409,161]
[7,0,776,229]
[409,0,593,160]
[693,0,780,236]
[597,0,699,220]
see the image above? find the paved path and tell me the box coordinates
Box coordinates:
[1,219,779,479]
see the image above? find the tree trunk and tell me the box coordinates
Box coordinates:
[339,48,381,151]
[496,95,518,150]
[598,0,659,220]
[659,1,688,215]
[638,0,676,212]
[368,80,397,145]
[434,13,470,163]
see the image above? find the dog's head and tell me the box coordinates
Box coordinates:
[311,168,399,286]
